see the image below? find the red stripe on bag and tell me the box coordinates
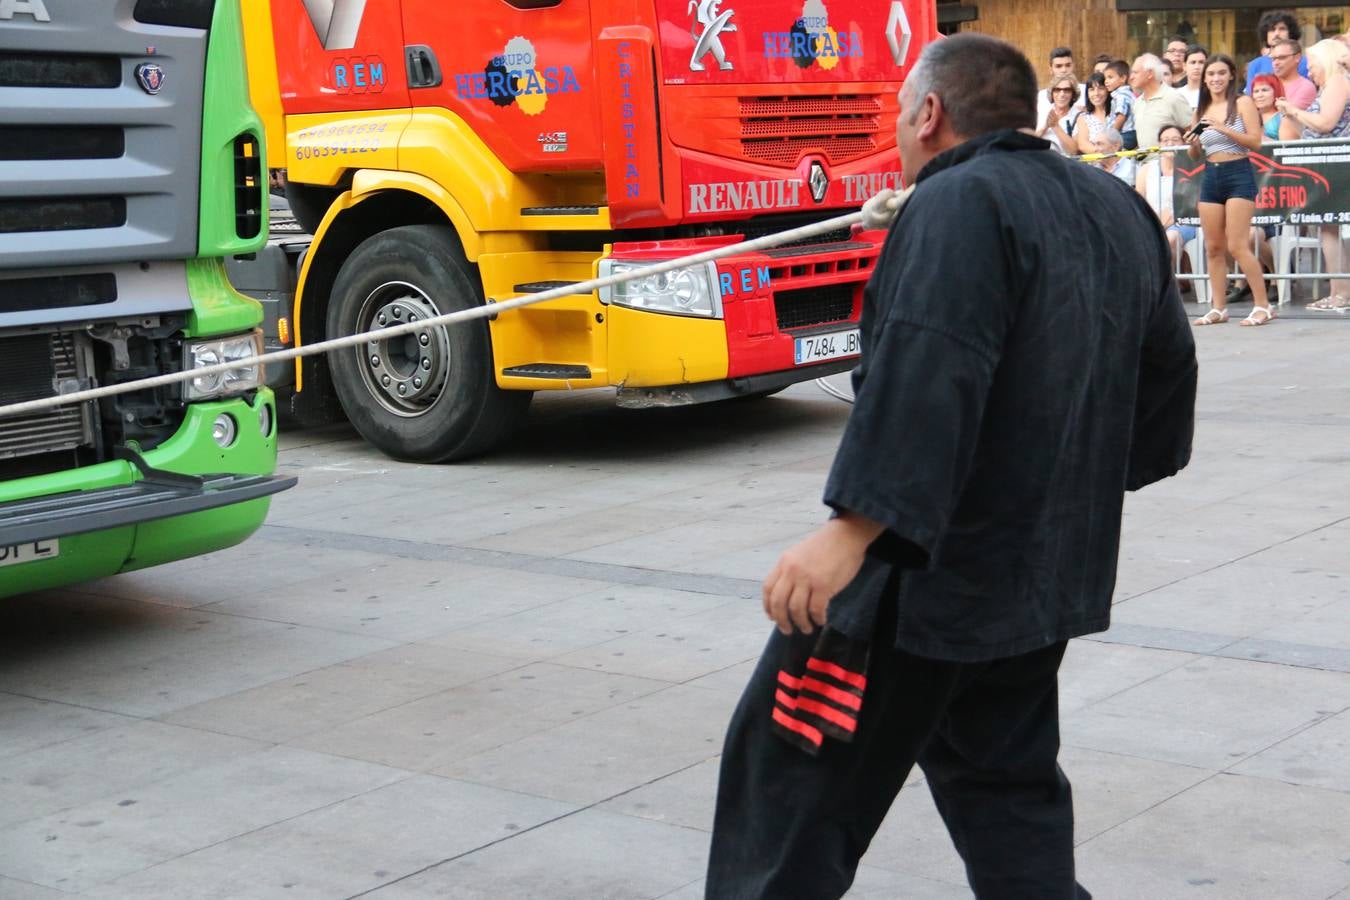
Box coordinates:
[796,694,858,732]
[806,657,867,690]
[777,670,803,691]
[772,705,823,746]
[801,675,863,711]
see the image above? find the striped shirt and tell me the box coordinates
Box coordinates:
[1200,111,1249,157]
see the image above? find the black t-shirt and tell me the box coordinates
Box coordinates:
[823,129,1197,662]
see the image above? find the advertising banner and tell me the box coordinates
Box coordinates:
[1174,139,1350,226]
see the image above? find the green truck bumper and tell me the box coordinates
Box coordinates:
[0,391,293,599]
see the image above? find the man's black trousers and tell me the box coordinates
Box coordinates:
[705,624,1091,899]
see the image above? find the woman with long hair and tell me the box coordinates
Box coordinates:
[1187,54,1273,326]
[1075,72,1113,155]
[1036,74,1081,155]
[1277,38,1350,310]
[1251,73,1286,138]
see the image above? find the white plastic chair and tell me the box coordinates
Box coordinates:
[1273,224,1321,306]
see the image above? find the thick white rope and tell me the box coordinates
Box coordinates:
[0,202,916,419]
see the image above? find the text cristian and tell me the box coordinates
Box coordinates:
[454,65,582,100]
[689,179,804,214]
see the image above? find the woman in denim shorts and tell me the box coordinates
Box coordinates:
[1187,54,1275,326]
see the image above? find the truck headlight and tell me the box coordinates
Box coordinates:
[184,330,264,401]
[598,260,722,318]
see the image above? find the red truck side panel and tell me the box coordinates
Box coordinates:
[269,0,411,113]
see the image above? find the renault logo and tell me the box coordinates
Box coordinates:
[301,0,367,51]
[808,161,829,203]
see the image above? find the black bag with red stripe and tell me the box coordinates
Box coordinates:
[769,555,895,756]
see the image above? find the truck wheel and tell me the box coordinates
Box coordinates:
[326,225,531,462]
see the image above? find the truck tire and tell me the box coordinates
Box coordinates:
[326,225,531,462]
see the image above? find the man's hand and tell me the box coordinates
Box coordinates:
[763,513,884,635]
[861,188,904,230]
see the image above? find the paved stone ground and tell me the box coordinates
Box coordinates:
[2,312,1348,899]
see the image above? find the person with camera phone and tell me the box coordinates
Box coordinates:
[1187,54,1274,326]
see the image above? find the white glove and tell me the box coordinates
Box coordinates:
[861,188,904,230]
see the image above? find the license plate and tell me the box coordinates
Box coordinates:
[0,539,60,568]
[793,329,861,365]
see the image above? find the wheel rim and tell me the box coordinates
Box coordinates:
[353,281,452,417]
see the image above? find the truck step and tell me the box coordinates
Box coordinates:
[513,280,581,294]
[501,364,592,379]
[520,205,601,216]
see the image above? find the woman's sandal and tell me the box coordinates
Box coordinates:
[1307,294,1350,311]
[1240,306,1276,327]
[1193,308,1229,326]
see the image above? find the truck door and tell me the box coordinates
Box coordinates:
[398,0,602,171]
[269,0,412,115]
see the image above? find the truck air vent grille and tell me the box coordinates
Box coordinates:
[739,95,881,165]
[0,333,96,461]
[0,197,128,235]
[233,134,263,240]
[774,283,855,331]
[0,51,121,89]
[0,127,125,162]
[732,212,852,248]
[0,274,118,314]
[134,0,216,30]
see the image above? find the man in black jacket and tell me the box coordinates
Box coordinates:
[705,33,1197,900]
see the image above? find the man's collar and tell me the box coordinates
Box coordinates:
[914,129,1049,184]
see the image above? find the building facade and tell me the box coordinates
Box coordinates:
[942,1,1350,86]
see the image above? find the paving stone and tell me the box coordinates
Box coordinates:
[846,866,972,898]
[0,875,71,898]
[1,616,392,719]
[684,658,759,695]
[0,747,408,892]
[435,685,733,805]
[1076,773,1350,899]
[78,542,392,608]
[0,693,136,760]
[0,721,264,830]
[1062,655,1350,769]
[550,599,769,683]
[99,775,577,899]
[289,663,671,772]
[597,757,720,832]
[357,808,707,900]
[1230,708,1350,792]
[462,503,710,556]
[198,557,609,643]
[1112,561,1349,640]
[159,647,522,743]
[857,782,967,884]
[1256,593,1350,650]
[1057,640,1193,716]
[563,515,815,569]
[425,585,734,660]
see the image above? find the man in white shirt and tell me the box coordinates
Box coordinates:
[1130,53,1192,148]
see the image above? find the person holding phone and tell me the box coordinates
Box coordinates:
[1187,54,1274,326]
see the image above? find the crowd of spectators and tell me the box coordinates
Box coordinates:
[1030,9,1350,320]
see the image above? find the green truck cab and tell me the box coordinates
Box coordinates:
[0,0,294,599]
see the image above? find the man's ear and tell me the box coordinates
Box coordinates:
[915,93,944,142]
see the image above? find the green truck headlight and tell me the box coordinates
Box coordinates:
[184,329,263,401]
